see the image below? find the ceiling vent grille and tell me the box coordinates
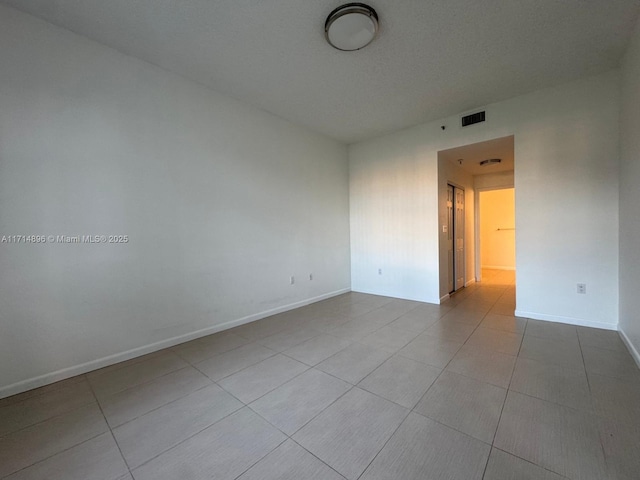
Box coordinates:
[461,111,486,127]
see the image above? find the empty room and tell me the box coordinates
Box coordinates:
[1,1,640,479]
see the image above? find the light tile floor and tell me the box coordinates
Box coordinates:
[1,269,639,479]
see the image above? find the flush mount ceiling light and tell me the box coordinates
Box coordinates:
[480,158,502,166]
[325,3,379,51]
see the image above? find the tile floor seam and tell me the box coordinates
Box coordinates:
[0,430,109,480]
[94,365,207,404]
[254,328,324,350]
[171,342,249,365]
[350,335,417,355]
[0,398,100,441]
[232,325,292,342]
[218,364,312,407]
[311,343,393,381]
[0,375,88,408]
[102,381,215,430]
[576,332,612,476]
[402,339,500,447]
[191,346,279,382]
[124,402,246,473]
[487,446,573,479]
[483,373,513,478]
[229,436,290,480]
[85,375,134,478]
[355,362,437,411]
[87,358,188,399]
[352,406,413,480]
[307,365,359,386]
[277,337,354,367]
[410,395,496,448]
[248,383,355,439]
[86,352,168,380]
[502,387,603,421]
[286,438,349,480]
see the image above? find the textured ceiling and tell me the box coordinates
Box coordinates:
[3,0,639,144]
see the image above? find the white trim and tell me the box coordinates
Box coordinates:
[0,288,350,400]
[481,265,516,271]
[619,328,640,369]
[464,278,476,287]
[514,310,617,331]
[439,293,450,304]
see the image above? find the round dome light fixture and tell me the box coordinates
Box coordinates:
[325,3,379,51]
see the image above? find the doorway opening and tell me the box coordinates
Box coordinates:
[437,135,515,304]
[477,187,516,289]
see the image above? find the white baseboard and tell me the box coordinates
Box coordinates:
[465,279,476,287]
[619,328,640,369]
[482,265,516,271]
[439,294,450,304]
[0,288,350,400]
[514,310,618,331]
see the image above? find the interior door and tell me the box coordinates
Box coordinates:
[447,185,454,293]
[454,187,465,290]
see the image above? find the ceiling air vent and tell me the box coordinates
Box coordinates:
[461,111,486,127]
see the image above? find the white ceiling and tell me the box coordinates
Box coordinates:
[440,136,514,176]
[3,0,639,144]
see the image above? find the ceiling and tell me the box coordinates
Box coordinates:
[3,1,639,144]
[439,136,514,176]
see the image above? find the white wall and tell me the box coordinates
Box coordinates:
[0,5,350,396]
[474,171,514,190]
[479,189,516,270]
[619,17,640,364]
[350,71,620,328]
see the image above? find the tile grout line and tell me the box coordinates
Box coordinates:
[219,364,313,407]
[248,382,355,439]
[93,364,206,406]
[87,354,188,399]
[0,374,88,409]
[0,395,97,440]
[353,406,412,480]
[229,437,290,480]
[126,401,247,473]
[0,427,106,479]
[576,329,611,473]
[286,438,349,480]
[85,378,134,479]
[420,283,513,480]
[487,446,574,479]
[190,347,280,383]
[104,380,216,430]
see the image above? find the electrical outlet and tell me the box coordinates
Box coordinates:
[290,276,295,285]
[577,283,586,294]
[378,268,382,275]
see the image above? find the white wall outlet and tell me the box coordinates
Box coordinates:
[378,268,382,275]
[577,283,586,294]
[290,276,295,285]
